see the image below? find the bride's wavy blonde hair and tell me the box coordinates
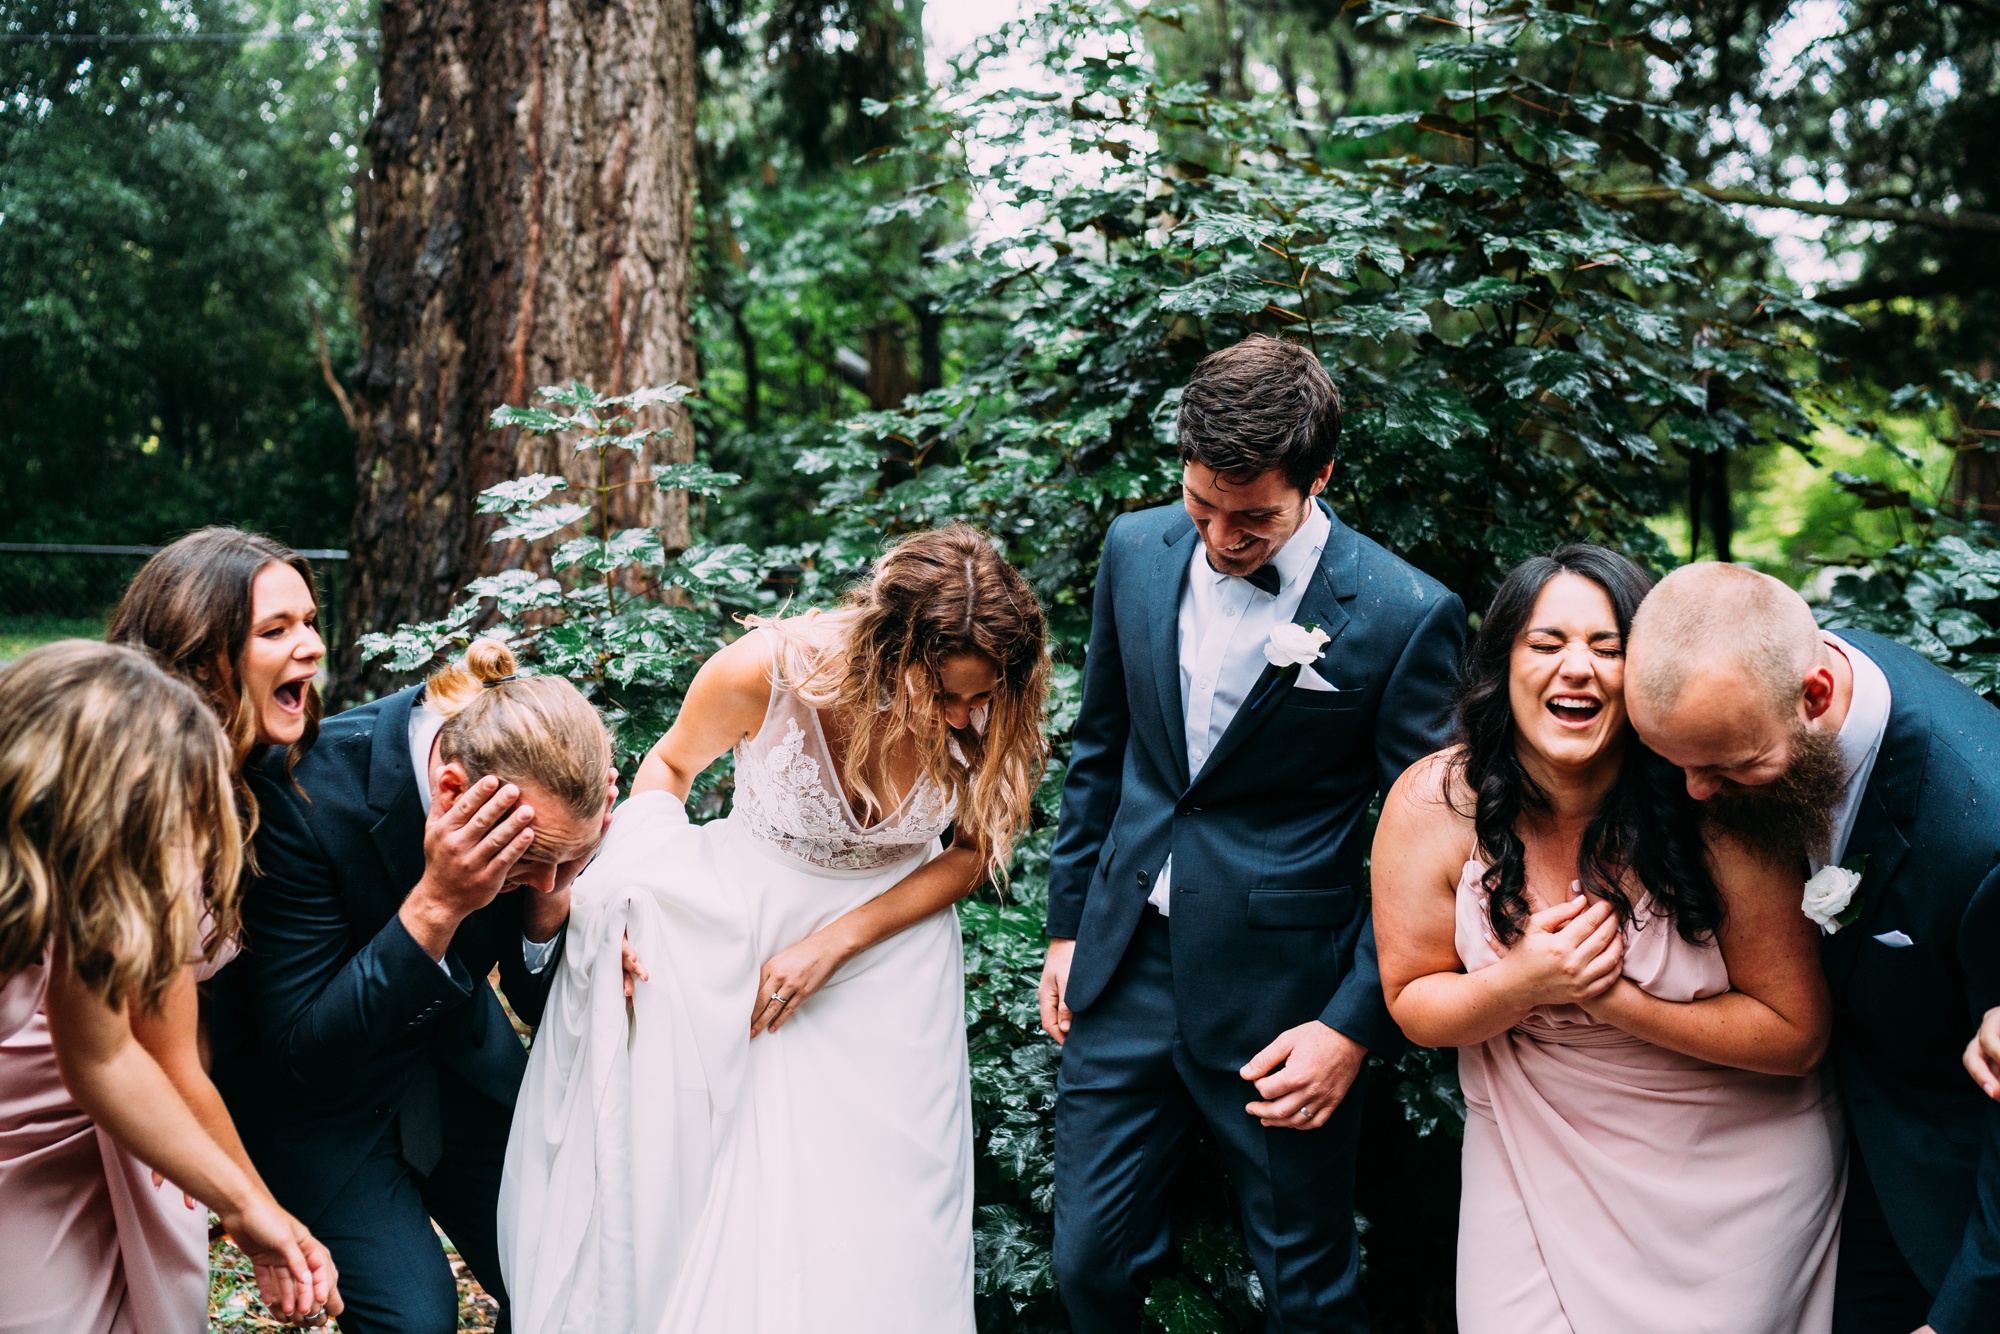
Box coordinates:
[773,525,1049,881]
[0,642,243,1009]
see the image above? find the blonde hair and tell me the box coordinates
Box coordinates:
[0,641,244,1009]
[773,525,1050,882]
[423,640,612,822]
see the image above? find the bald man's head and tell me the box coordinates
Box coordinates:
[1626,562,1823,723]
[1626,562,1850,865]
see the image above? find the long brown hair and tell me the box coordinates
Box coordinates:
[0,642,244,1008]
[778,525,1049,881]
[423,640,612,822]
[107,527,324,849]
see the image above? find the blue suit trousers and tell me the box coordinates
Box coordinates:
[1053,911,1368,1333]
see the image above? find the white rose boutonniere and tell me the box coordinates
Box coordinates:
[1265,622,1331,669]
[1802,863,1864,934]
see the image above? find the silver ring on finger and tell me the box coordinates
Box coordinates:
[769,992,788,1007]
[1297,1106,1315,1120]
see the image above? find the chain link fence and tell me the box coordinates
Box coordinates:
[0,544,348,663]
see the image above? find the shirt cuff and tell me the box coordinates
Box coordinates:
[523,932,560,975]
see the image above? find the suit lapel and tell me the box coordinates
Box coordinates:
[1189,504,1359,790]
[366,686,428,896]
[1821,786,1911,992]
[1150,517,1197,790]
[1821,669,1925,992]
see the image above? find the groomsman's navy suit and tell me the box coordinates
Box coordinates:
[210,685,561,1334]
[1046,499,1463,1333]
[1822,631,2000,1334]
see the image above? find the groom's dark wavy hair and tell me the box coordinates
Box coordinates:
[1176,335,1340,493]
[1450,545,1724,947]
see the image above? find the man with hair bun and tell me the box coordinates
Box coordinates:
[1627,561,2000,1334]
[209,640,616,1334]
[1041,335,1464,1333]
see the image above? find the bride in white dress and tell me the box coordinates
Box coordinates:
[500,526,1050,1334]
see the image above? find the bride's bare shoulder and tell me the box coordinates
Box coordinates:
[695,624,779,705]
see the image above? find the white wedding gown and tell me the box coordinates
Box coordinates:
[499,666,976,1334]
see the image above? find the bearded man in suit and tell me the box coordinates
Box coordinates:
[1628,562,2000,1334]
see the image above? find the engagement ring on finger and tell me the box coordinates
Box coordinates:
[770,993,788,1006]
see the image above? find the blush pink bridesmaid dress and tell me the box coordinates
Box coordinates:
[1453,857,1845,1334]
[0,950,226,1334]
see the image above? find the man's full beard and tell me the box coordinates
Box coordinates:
[1701,722,1851,868]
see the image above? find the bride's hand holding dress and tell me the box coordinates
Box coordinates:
[630,626,995,1040]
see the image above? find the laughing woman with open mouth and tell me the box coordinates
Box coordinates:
[88,528,332,1328]
[1369,545,1845,1334]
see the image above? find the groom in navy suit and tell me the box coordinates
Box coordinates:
[1040,336,1464,1332]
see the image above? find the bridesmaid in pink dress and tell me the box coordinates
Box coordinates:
[0,944,233,1333]
[1,531,341,1333]
[1373,546,1844,1334]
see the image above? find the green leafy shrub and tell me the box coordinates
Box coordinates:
[1815,374,2000,700]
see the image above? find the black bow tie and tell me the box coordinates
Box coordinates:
[1214,561,1281,595]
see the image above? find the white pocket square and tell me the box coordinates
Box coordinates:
[1871,930,1916,948]
[1295,665,1339,692]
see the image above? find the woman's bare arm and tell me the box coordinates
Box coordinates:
[633,630,774,799]
[1374,753,1626,1048]
[44,943,336,1319]
[127,963,268,1192]
[1580,835,1830,1077]
[752,843,986,1036]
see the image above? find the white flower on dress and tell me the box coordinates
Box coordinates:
[1264,621,1331,669]
[1802,865,1863,934]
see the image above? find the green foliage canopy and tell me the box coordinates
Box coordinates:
[0,1,370,553]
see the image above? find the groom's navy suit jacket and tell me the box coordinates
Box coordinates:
[1047,500,1464,1067]
[210,685,559,1223]
[1827,630,2000,1333]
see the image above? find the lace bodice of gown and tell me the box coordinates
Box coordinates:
[732,633,955,873]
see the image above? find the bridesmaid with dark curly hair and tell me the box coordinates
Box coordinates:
[1371,545,1844,1334]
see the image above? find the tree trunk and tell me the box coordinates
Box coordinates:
[340,0,699,696]
[1687,451,1732,562]
[912,293,944,393]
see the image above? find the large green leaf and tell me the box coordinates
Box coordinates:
[652,463,745,497]
[476,474,570,514]
[490,503,591,544]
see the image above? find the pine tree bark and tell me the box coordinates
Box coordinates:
[339,0,698,695]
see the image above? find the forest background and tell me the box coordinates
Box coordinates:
[5,0,2000,1331]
